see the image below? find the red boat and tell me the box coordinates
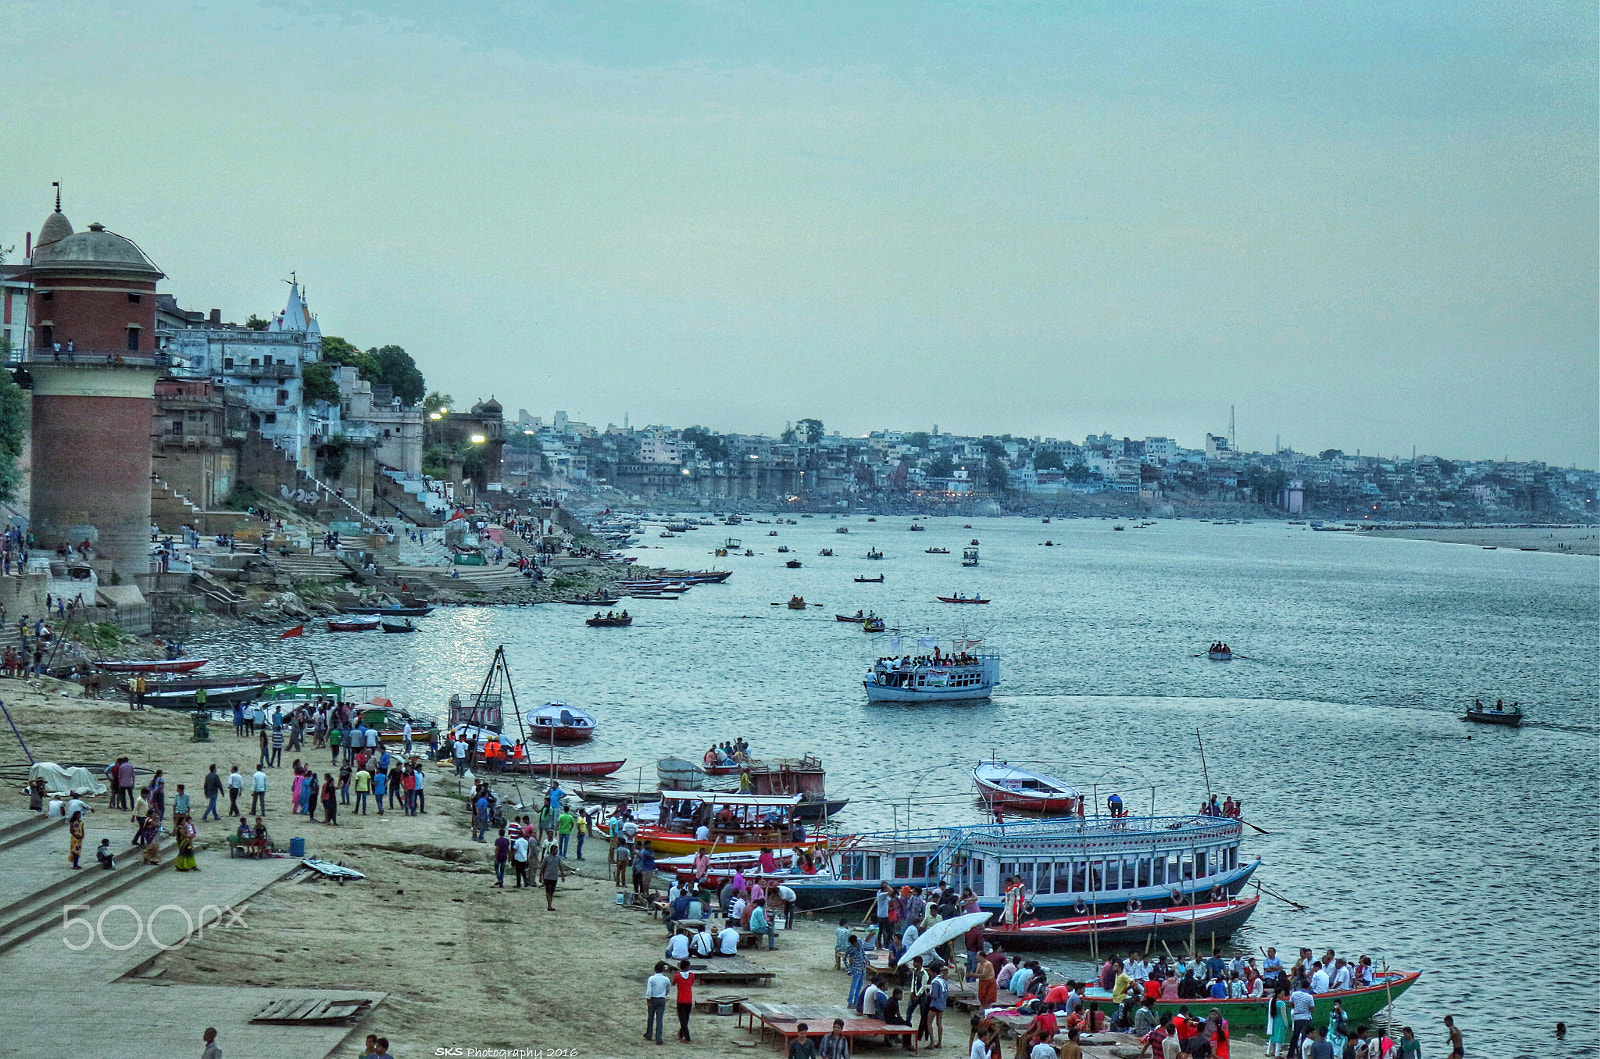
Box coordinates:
[327,617,381,632]
[551,759,626,777]
[937,595,990,604]
[96,658,208,674]
[974,760,1079,813]
[986,897,1260,951]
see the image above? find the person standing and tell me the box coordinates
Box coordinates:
[671,958,696,1043]
[492,826,510,887]
[372,766,387,816]
[202,766,222,822]
[845,934,868,1011]
[557,806,575,857]
[353,766,371,814]
[540,842,564,910]
[320,774,338,825]
[173,814,199,871]
[1444,1015,1463,1059]
[512,831,531,888]
[270,724,284,768]
[250,767,268,815]
[1288,979,1315,1057]
[644,962,670,1045]
[67,810,84,868]
[574,809,589,860]
[201,1027,222,1059]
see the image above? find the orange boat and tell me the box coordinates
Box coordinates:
[634,792,826,856]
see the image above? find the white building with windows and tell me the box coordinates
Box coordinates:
[162,282,323,468]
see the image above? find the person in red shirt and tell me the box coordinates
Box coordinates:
[1174,1008,1200,1045]
[1044,982,1071,1009]
[672,959,696,1043]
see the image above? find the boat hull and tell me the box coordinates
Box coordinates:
[985,897,1259,950]
[98,659,208,674]
[865,682,993,703]
[976,783,1075,813]
[1134,972,1420,1032]
[1464,712,1522,726]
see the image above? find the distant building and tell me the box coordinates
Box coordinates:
[1205,433,1232,459]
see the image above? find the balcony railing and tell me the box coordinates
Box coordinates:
[226,363,297,379]
[18,349,169,368]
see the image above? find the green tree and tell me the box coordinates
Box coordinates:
[986,456,1009,494]
[370,344,426,404]
[797,418,824,444]
[1319,449,1344,461]
[1034,450,1066,472]
[0,365,26,501]
[902,432,930,451]
[424,391,456,416]
[681,426,728,460]
[244,314,271,331]
[927,454,954,478]
[319,336,380,381]
[302,362,339,404]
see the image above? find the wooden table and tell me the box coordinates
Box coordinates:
[740,1001,918,1053]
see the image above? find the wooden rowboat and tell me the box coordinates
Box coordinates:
[327,617,381,632]
[1122,970,1421,1032]
[974,760,1079,813]
[97,658,208,673]
[985,897,1259,950]
[1464,707,1522,726]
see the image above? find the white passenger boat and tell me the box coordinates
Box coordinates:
[864,640,998,702]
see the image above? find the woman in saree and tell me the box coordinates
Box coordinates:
[173,814,199,871]
[139,812,162,863]
[67,810,84,869]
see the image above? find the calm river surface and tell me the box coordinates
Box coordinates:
[190,516,1599,1055]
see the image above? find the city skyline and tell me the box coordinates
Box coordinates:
[3,1,1593,468]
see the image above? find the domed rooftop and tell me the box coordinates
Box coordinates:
[30,219,163,279]
[472,396,503,416]
[35,210,73,253]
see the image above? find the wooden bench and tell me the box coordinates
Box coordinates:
[227,834,268,859]
[744,1003,919,1054]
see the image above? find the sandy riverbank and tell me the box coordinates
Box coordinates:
[1358,525,1598,554]
[0,679,1268,1058]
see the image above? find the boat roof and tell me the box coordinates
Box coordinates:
[660,792,803,808]
[975,761,1078,796]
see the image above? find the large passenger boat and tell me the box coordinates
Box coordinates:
[864,644,998,702]
[632,792,825,856]
[780,813,1260,916]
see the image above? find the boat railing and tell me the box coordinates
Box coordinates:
[956,814,1243,850]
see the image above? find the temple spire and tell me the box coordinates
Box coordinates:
[52,181,61,212]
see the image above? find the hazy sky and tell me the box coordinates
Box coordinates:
[4,1,1594,465]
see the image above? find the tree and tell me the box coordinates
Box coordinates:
[302,362,339,404]
[370,344,426,405]
[424,392,456,415]
[0,365,26,501]
[318,335,380,382]
[1319,449,1344,461]
[797,418,824,445]
[927,455,954,478]
[680,426,728,461]
[1034,450,1066,472]
[985,456,1010,494]
[902,432,930,451]
[244,314,271,331]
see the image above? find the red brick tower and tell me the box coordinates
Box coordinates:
[21,199,165,568]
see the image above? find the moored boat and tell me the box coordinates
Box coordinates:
[380,619,418,633]
[339,605,434,617]
[1121,971,1421,1032]
[327,617,381,632]
[973,760,1079,813]
[986,896,1260,950]
[97,658,208,674]
[527,702,597,743]
[634,792,824,856]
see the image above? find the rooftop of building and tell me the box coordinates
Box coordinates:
[27,209,164,280]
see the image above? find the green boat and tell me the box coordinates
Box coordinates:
[1087,971,1420,1032]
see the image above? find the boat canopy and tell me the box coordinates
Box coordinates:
[661,792,803,808]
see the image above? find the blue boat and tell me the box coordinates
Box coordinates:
[781,814,1260,914]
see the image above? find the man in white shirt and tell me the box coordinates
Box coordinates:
[622,818,640,844]
[365,726,379,751]
[692,926,715,957]
[401,721,413,754]
[665,930,690,961]
[46,795,64,818]
[694,823,710,842]
[452,739,467,776]
[63,793,89,820]
[716,924,740,956]
[1309,962,1329,994]
[1330,959,1352,992]
[250,768,268,815]
[512,835,531,887]
[776,883,798,929]
[644,962,670,1044]
[728,894,746,923]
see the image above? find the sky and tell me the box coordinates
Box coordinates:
[2,1,1594,466]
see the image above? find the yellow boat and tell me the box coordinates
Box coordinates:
[635,792,824,856]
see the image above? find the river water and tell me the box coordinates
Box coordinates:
[189,516,1599,1055]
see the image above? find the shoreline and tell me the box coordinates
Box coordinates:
[1357,525,1598,555]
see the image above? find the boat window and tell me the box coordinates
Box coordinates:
[1103,858,1120,890]
[1053,861,1073,894]
[894,857,910,880]
[1071,861,1087,893]
[840,854,863,881]
[1194,851,1207,878]
[911,856,927,879]
[1152,857,1165,885]
[865,855,880,881]
[1137,857,1151,889]
[1229,846,1238,871]
[1122,858,1137,888]
[969,857,986,896]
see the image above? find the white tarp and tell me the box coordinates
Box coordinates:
[27,761,106,796]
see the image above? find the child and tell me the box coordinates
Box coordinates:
[835,918,851,970]
[95,839,115,870]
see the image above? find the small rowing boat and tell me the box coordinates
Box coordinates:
[862,617,885,633]
[973,760,1079,813]
[380,619,418,633]
[327,617,381,632]
[527,702,597,743]
[986,896,1260,950]
[586,614,633,627]
[786,559,802,568]
[937,594,989,604]
[786,596,807,610]
[97,658,208,674]
[925,547,950,554]
[854,575,884,583]
[1464,703,1523,726]
[1123,971,1421,1032]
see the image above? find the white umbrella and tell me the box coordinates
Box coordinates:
[898,911,991,967]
